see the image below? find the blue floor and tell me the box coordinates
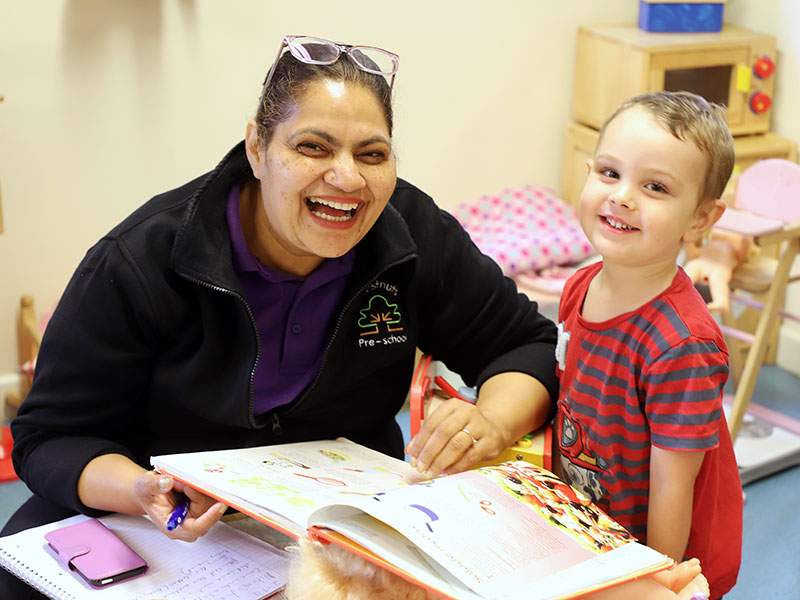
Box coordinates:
[2,365,799,597]
[725,365,800,600]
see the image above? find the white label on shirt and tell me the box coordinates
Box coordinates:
[556,321,570,371]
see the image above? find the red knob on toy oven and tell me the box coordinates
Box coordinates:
[749,91,772,114]
[752,56,775,79]
[750,92,772,115]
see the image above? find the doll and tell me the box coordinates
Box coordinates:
[285,537,710,600]
[683,230,751,314]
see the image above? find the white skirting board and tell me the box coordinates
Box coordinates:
[724,398,800,485]
[776,324,800,378]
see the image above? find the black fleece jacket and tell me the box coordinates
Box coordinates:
[12,142,558,516]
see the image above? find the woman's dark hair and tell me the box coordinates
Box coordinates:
[255,47,394,148]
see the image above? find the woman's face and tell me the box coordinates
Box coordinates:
[245,79,397,276]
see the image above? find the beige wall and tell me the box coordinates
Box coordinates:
[0,0,798,375]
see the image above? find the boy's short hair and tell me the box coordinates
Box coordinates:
[598,91,735,203]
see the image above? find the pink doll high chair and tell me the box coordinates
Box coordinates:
[710,159,800,441]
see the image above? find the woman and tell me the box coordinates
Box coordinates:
[3,34,556,569]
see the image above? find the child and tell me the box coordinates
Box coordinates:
[555,91,743,599]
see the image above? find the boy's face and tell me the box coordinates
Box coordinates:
[579,106,721,270]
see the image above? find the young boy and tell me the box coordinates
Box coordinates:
[555,91,743,599]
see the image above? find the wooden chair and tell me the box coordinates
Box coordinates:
[5,295,41,419]
[713,160,800,441]
[1,296,39,481]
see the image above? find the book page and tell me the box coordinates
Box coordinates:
[151,438,416,532]
[0,514,288,600]
[312,508,481,600]
[311,462,670,599]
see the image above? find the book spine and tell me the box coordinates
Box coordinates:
[0,547,76,600]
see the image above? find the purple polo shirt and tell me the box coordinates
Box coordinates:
[226,186,355,414]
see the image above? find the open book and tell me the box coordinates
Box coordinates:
[151,438,671,600]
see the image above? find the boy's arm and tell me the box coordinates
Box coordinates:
[647,446,705,561]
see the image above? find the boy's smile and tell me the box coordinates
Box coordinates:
[579,106,712,274]
[599,214,639,233]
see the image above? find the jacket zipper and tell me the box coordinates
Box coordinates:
[180,275,261,426]
[283,254,415,417]
[182,252,415,428]
[272,413,282,435]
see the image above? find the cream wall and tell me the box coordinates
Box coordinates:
[0,0,798,375]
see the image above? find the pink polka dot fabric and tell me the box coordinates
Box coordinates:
[452,185,595,276]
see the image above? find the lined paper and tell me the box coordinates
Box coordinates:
[0,514,288,600]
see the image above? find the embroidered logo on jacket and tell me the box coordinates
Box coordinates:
[356,282,407,348]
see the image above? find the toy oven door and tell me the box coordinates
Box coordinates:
[647,47,751,134]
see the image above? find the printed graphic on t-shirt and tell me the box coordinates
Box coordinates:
[558,400,608,504]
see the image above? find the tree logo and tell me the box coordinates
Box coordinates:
[357,294,404,337]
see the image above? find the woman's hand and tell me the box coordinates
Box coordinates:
[133,471,227,542]
[77,454,226,541]
[405,398,509,478]
[405,372,552,479]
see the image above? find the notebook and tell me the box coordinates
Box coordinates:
[0,513,289,600]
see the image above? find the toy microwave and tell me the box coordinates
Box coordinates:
[572,24,777,136]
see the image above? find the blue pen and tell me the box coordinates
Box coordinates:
[166,493,190,531]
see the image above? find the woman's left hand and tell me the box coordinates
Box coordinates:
[405,398,509,478]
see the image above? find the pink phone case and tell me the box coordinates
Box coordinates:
[45,518,148,586]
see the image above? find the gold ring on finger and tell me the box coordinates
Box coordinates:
[460,427,479,446]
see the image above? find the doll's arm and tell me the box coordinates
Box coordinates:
[683,231,750,313]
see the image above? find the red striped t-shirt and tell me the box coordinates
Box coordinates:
[555,262,742,597]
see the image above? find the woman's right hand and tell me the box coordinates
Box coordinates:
[133,471,227,542]
[77,454,226,542]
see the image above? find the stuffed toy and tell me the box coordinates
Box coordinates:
[285,537,710,600]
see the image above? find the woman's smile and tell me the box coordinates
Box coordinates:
[305,195,364,228]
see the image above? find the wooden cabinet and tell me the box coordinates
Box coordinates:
[573,25,777,136]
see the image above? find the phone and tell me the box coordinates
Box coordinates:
[45,518,148,587]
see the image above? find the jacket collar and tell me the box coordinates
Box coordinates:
[171,142,417,291]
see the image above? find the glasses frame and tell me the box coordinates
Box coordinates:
[262,35,399,93]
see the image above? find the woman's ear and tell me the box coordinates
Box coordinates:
[244,120,264,180]
[683,198,726,244]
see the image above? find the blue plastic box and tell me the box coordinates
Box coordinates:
[638,1,725,33]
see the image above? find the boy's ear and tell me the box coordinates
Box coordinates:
[585,159,593,174]
[683,198,726,244]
